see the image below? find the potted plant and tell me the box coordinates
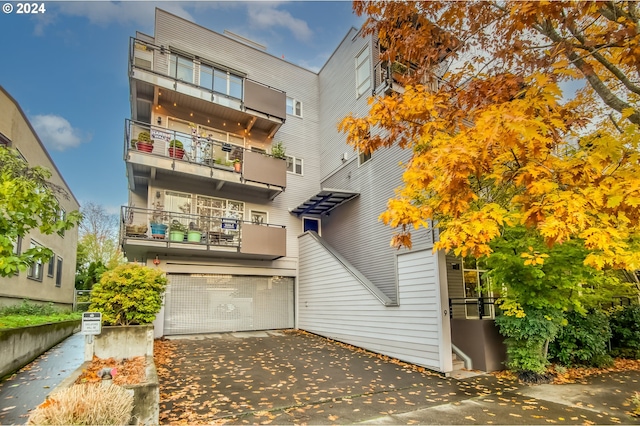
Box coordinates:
[187,221,203,243]
[233,158,242,173]
[169,220,187,242]
[391,61,408,81]
[125,208,148,237]
[136,131,154,153]
[149,201,168,239]
[271,141,286,159]
[168,139,185,159]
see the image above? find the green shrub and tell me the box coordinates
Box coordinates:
[609,305,640,350]
[549,309,613,367]
[137,131,151,143]
[610,347,640,359]
[169,139,183,149]
[495,307,564,374]
[0,300,57,316]
[89,264,167,326]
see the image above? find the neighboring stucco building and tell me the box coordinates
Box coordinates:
[0,86,80,310]
[122,9,505,374]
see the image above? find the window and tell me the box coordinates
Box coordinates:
[303,217,320,235]
[250,210,268,225]
[358,150,372,165]
[12,236,21,275]
[47,255,55,277]
[199,64,243,99]
[286,97,302,117]
[355,47,371,97]
[27,241,43,281]
[55,257,63,287]
[0,131,10,147]
[286,156,303,175]
[462,256,494,319]
[169,54,194,83]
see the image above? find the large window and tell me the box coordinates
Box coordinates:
[199,65,243,99]
[462,256,494,319]
[356,47,371,97]
[169,54,194,84]
[286,97,302,117]
[286,156,303,175]
[27,241,43,281]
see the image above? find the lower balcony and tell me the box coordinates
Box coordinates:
[120,206,286,261]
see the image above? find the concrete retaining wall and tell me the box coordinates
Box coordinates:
[84,325,154,361]
[0,320,81,379]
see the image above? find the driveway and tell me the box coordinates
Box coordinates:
[154,330,639,425]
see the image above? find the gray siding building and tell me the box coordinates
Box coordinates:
[122,9,504,374]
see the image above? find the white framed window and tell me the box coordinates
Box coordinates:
[27,241,43,282]
[355,46,371,97]
[55,257,63,287]
[358,149,372,166]
[286,155,303,175]
[286,97,302,117]
[169,54,194,84]
[462,256,494,319]
[250,210,268,225]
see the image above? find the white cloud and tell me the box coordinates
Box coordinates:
[33,2,196,35]
[247,3,313,42]
[31,114,90,151]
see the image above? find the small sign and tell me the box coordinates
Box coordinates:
[82,312,102,335]
[221,219,238,230]
[222,143,232,152]
[150,129,171,142]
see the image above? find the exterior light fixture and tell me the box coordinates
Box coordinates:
[157,117,162,125]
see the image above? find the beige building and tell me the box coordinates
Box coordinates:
[0,86,80,309]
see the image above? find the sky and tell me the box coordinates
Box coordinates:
[0,1,364,215]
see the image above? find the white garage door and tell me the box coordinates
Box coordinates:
[164,274,294,335]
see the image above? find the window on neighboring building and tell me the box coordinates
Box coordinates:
[169,53,194,84]
[27,241,43,281]
[356,47,371,97]
[286,97,302,117]
[0,131,10,147]
[286,156,303,175]
[250,210,268,225]
[12,236,21,275]
[47,255,55,277]
[55,257,63,287]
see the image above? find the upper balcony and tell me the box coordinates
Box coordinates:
[124,119,286,200]
[129,38,286,138]
[374,60,441,96]
[120,206,287,261]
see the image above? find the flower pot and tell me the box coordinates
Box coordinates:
[136,142,154,153]
[150,223,167,239]
[169,230,185,242]
[168,147,185,159]
[234,162,241,172]
[187,230,202,242]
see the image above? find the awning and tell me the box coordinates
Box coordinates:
[291,188,360,217]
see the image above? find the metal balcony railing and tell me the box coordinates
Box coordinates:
[120,206,286,254]
[449,297,497,320]
[124,119,287,189]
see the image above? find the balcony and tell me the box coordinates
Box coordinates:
[120,206,286,261]
[124,119,286,200]
[129,38,286,138]
[374,61,440,96]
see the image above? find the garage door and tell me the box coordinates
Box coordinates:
[164,274,294,335]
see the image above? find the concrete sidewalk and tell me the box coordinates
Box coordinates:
[0,332,84,425]
[156,331,640,425]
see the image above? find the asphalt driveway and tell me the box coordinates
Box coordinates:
[154,330,640,425]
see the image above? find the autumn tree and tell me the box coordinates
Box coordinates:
[0,147,82,276]
[340,1,640,374]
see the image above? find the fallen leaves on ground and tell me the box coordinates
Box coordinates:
[75,356,146,385]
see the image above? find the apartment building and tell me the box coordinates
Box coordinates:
[0,86,80,309]
[122,9,504,374]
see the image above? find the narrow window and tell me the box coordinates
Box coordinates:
[47,255,55,277]
[27,241,43,281]
[55,257,63,287]
[286,97,302,117]
[356,47,371,97]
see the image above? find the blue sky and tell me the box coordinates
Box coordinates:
[0,1,364,214]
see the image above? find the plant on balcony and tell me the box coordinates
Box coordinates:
[169,220,187,242]
[136,131,154,153]
[124,207,148,237]
[271,141,287,159]
[233,158,242,173]
[187,221,203,243]
[168,139,185,159]
[150,201,168,239]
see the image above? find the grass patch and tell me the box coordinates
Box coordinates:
[0,300,81,330]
